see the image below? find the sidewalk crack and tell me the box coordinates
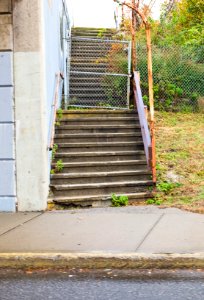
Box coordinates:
[135,213,164,251]
[0,213,44,238]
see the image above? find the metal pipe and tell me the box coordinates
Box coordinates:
[48,72,63,151]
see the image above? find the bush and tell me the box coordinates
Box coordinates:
[137,45,204,112]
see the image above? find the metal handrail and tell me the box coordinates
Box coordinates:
[48,72,63,151]
[133,71,152,169]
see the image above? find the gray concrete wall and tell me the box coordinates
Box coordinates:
[0,0,16,212]
[0,0,70,212]
[13,0,49,211]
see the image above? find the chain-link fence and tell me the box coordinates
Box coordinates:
[137,45,204,112]
[67,37,131,108]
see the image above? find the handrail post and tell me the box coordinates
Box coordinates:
[48,72,63,151]
[146,25,156,183]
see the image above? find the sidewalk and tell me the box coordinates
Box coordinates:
[0,206,204,269]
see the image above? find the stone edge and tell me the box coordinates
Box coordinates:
[1,253,204,269]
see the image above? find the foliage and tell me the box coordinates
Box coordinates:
[57,108,63,120]
[157,182,182,194]
[111,194,129,207]
[56,159,64,172]
[52,144,58,160]
[137,45,203,111]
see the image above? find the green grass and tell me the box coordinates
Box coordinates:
[154,111,204,212]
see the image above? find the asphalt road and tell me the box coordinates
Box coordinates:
[0,270,204,300]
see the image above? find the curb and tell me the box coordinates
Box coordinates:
[1,253,204,269]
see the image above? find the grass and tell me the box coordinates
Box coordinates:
[154,111,204,213]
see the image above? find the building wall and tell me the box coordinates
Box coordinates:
[13,0,49,211]
[0,0,16,212]
[0,0,69,212]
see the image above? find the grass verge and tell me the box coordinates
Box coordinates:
[151,111,204,213]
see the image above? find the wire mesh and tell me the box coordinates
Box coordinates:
[137,44,204,112]
[67,37,131,108]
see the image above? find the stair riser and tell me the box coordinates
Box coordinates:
[68,100,127,107]
[52,164,148,173]
[71,51,108,57]
[55,128,140,134]
[52,185,152,197]
[54,154,145,163]
[71,50,110,56]
[59,120,138,126]
[61,113,138,118]
[71,64,108,69]
[55,136,142,143]
[69,88,107,93]
[57,145,144,152]
[51,174,151,185]
[72,43,111,48]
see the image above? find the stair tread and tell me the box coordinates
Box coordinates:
[57,125,140,129]
[52,160,147,166]
[55,150,144,157]
[51,170,151,178]
[62,110,137,113]
[58,141,143,147]
[51,180,153,189]
[55,132,141,137]
[51,192,152,203]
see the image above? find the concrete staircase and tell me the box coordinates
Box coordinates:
[50,110,153,206]
[69,27,127,107]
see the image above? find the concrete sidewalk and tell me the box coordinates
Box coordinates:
[0,206,204,269]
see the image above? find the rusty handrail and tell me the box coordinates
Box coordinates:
[133,71,156,181]
[48,72,63,151]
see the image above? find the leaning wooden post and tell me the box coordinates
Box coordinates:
[131,0,137,72]
[146,24,156,183]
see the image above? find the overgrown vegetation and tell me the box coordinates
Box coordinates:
[111,194,129,207]
[119,0,204,112]
[148,111,204,212]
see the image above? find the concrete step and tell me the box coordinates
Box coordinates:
[71,57,108,63]
[51,192,152,206]
[70,82,104,87]
[71,51,108,58]
[71,62,108,68]
[59,115,138,124]
[69,87,106,94]
[71,43,110,50]
[50,180,153,197]
[51,160,148,173]
[61,109,137,116]
[70,66,108,73]
[51,170,152,185]
[68,98,127,107]
[72,34,114,38]
[55,124,141,134]
[54,132,142,143]
[54,150,145,162]
[57,141,144,152]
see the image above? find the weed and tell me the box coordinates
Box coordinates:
[50,169,55,175]
[56,159,64,172]
[157,182,182,194]
[52,144,58,160]
[111,194,129,207]
[57,108,63,120]
[146,194,163,206]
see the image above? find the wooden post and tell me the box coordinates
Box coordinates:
[131,0,136,72]
[146,25,156,183]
